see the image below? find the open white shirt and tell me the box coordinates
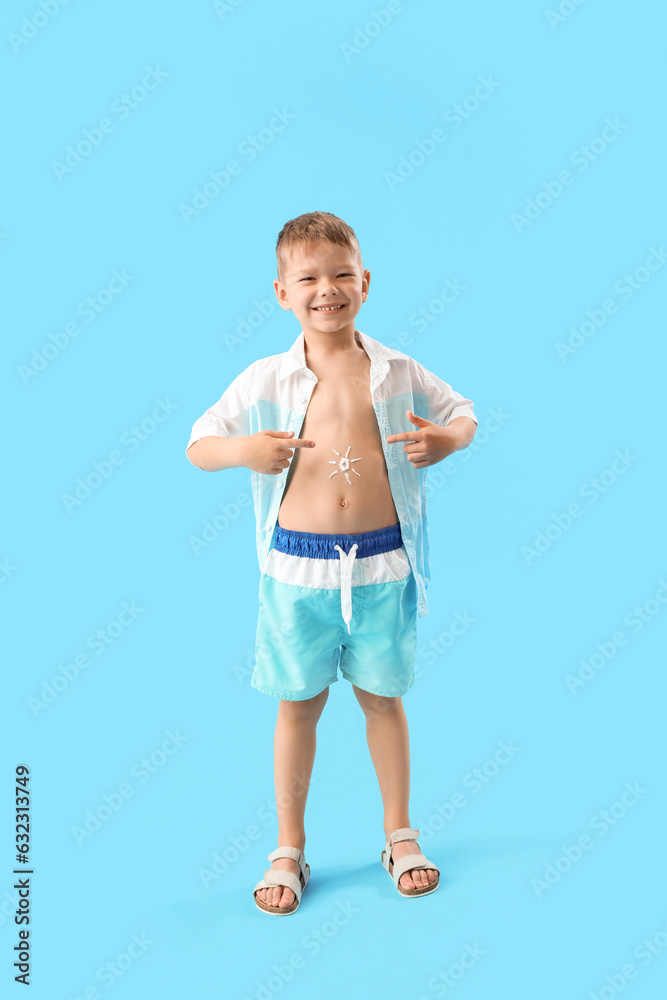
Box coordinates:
[186,328,477,617]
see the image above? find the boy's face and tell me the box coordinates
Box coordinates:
[274,240,370,336]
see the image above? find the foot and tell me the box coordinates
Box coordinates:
[254,851,302,910]
[389,835,438,892]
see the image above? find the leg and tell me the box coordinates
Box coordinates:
[352,685,438,891]
[255,687,329,909]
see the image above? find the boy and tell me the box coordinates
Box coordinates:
[186,212,477,914]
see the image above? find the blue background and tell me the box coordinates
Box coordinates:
[3,1,666,997]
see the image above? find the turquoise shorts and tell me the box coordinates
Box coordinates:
[251,522,418,701]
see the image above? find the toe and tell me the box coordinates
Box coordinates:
[257,856,301,910]
[400,867,438,891]
[279,887,295,908]
[399,871,415,890]
[256,883,296,909]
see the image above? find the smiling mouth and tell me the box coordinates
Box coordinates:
[312,303,346,312]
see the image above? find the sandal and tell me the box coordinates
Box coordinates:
[381,827,440,897]
[253,845,310,915]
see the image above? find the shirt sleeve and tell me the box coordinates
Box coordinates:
[185,368,250,456]
[422,364,478,427]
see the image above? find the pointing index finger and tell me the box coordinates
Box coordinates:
[283,438,316,448]
[386,432,418,443]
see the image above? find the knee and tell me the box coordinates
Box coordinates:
[354,688,401,719]
[279,687,329,722]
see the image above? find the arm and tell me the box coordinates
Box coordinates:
[425,366,477,431]
[385,364,478,467]
[185,368,250,471]
[425,363,477,457]
[185,366,316,474]
[441,415,477,453]
[186,435,247,472]
[187,431,316,474]
[386,410,476,467]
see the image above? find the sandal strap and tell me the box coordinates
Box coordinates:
[254,869,304,900]
[268,845,304,866]
[391,852,439,886]
[389,827,420,846]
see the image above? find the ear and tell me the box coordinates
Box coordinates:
[407,408,432,427]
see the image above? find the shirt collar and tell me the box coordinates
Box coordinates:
[279,328,392,391]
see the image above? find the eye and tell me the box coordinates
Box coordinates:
[299,272,353,281]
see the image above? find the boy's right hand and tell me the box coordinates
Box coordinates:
[245,430,316,475]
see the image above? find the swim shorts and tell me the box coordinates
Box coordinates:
[251,522,418,701]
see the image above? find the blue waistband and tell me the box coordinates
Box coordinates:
[273,522,402,559]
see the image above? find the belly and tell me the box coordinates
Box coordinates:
[278,418,399,534]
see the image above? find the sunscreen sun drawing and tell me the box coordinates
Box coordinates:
[326,446,362,485]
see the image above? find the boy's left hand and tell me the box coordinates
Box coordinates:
[386,409,463,468]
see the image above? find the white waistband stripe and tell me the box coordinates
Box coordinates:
[262,545,411,590]
[262,544,412,635]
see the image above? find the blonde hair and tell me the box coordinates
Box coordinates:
[276,211,363,282]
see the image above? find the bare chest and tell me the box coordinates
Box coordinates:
[277,359,398,532]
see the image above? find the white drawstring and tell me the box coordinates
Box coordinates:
[334,543,359,634]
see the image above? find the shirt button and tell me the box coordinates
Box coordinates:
[276,480,284,488]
